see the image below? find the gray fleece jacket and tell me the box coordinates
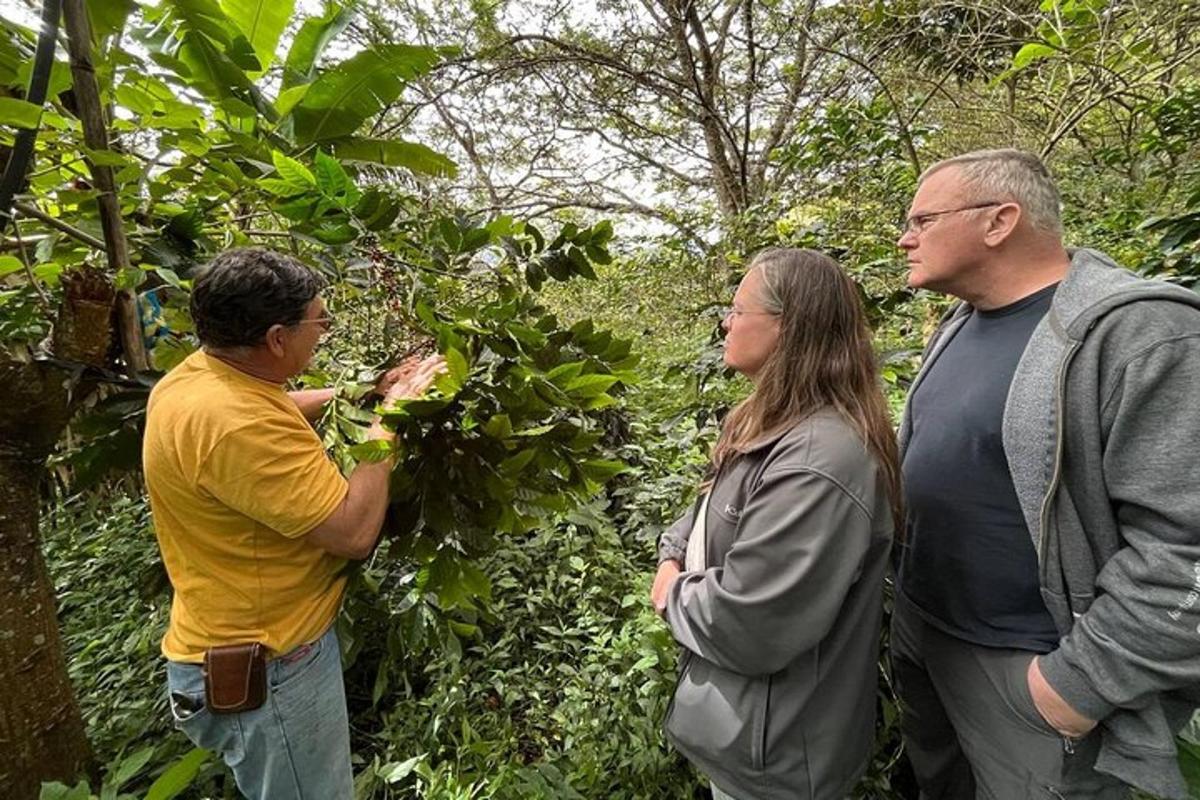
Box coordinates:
[899,248,1200,799]
[658,409,893,800]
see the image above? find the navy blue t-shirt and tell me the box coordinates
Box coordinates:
[898,283,1060,652]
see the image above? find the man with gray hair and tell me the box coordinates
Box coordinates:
[892,149,1200,799]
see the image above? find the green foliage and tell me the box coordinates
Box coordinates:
[39,747,210,800]
[291,44,447,143]
[220,0,296,73]
[344,511,700,800]
[282,2,354,90]
[0,96,43,128]
[332,138,459,177]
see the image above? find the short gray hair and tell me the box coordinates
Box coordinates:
[920,149,1063,234]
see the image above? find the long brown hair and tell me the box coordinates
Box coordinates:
[710,248,903,532]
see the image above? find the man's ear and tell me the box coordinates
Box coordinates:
[264,323,288,357]
[984,202,1022,247]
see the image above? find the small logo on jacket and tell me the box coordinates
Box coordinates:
[1167,560,1200,626]
[723,503,742,518]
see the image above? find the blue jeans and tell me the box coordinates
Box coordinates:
[166,626,353,800]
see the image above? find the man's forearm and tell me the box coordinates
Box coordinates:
[303,421,397,559]
[289,388,336,423]
[340,456,394,557]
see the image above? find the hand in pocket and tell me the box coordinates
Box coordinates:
[1026,657,1097,739]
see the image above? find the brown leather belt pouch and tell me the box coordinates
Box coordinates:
[203,642,267,714]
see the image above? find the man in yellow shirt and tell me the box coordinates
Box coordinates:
[143,248,443,799]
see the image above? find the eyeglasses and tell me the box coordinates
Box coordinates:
[720,306,778,320]
[901,202,1003,236]
[291,314,334,333]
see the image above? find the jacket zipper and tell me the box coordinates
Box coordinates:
[1036,339,1081,566]
[756,674,772,770]
[664,650,693,724]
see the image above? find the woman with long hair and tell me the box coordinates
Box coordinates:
[650,248,902,800]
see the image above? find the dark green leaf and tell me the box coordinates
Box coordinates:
[311,221,358,244]
[581,459,628,482]
[381,397,451,417]
[282,2,354,90]
[524,222,545,251]
[225,34,263,72]
[330,137,457,177]
[1012,42,1056,70]
[166,0,238,47]
[461,228,491,252]
[313,150,358,205]
[220,0,295,72]
[144,748,211,800]
[272,150,315,186]
[438,218,462,250]
[291,45,443,143]
[36,781,92,800]
[354,189,400,231]
[499,448,537,476]
[566,245,597,279]
[545,361,585,386]
[348,439,393,463]
[113,746,156,788]
[482,414,513,439]
[564,373,619,397]
[176,31,255,102]
[584,242,612,265]
[444,347,469,388]
[459,562,491,600]
[0,256,24,278]
[89,0,136,41]
[0,97,42,129]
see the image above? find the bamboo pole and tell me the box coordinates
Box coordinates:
[60,0,149,373]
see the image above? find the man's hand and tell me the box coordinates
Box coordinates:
[380,355,446,405]
[651,559,682,617]
[367,355,447,441]
[1027,656,1097,739]
[373,354,422,398]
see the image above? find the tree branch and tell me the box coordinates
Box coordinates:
[11,216,52,313]
[13,202,106,251]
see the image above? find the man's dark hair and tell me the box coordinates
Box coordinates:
[190,248,326,348]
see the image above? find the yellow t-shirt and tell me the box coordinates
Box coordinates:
[143,351,350,663]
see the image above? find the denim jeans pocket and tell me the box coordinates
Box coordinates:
[169,688,208,725]
[166,664,244,761]
[166,662,208,727]
[269,630,327,691]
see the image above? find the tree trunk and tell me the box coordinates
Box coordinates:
[0,362,95,799]
[0,269,113,798]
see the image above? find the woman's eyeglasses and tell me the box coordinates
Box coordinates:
[720,306,778,319]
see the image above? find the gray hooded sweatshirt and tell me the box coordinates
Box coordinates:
[658,408,893,800]
[899,248,1200,799]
